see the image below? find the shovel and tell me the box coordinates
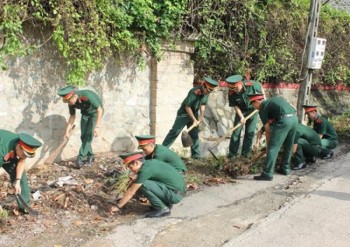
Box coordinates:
[208,109,259,160]
[181,123,198,147]
[15,194,39,216]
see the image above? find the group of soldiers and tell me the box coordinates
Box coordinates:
[1,76,338,217]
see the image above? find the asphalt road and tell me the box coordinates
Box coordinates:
[83,144,350,247]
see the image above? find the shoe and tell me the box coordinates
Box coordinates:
[306,156,316,164]
[276,168,290,175]
[145,207,171,218]
[253,175,273,181]
[18,208,29,214]
[292,163,306,170]
[75,158,84,169]
[321,151,334,160]
[85,156,95,167]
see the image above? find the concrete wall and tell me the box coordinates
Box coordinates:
[0,30,195,171]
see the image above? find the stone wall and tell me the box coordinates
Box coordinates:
[0,29,195,172]
[199,83,350,158]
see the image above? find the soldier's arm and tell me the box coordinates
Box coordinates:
[65,114,76,139]
[116,183,142,209]
[233,106,245,124]
[94,106,103,136]
[198,105,206,123]
[264,123,271,149]
[14,159,25,194]
[185,106,199,126]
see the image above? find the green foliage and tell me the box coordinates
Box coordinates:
[1,0,350,85]
[0,3,28,69]
[330,108,350,137]
[184,0,350,84]
[0,207,9,221]
[0,0,187,85]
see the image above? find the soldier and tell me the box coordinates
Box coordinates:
[302,105,338,160]
[57,86,103,168]
[162,77,218,159]
[111,152,186,218]
[292,123,322,170]
[225,74,263,158]
[0,130,42,213]
[248,94,298,181]
[135,135,187,173]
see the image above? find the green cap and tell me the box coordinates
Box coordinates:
[57,86,75,96]
[302,105,318,113]
[204,77,219,87]
[57,86,76,102]
[135,135,156,148]
[18,133,42,158]
[226,75,243,84]
[119,152,144,164]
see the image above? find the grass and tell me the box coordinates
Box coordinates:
[0,207,9,223]
[330,109,350,138]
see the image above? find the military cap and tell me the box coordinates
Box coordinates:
[247,93,265,102]
[226,75,243,85]
[203,77,218,92]
[57,86,76,102]
[135,135,156,148]
[119,152,144,165]
[302,104,318,113]
[18,133,42,158]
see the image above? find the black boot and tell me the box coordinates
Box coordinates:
[321,151,334,160]
[75,158,84,168]
[86,156,95,167]
[145,207,171,218]
[293,163,306,170]
[306,156,316,164]
[253,175,273,181]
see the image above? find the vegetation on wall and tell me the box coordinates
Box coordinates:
[0,0,350,85]
[0,0,187,85]
[185,0,350,84]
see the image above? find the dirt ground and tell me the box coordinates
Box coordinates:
[0,151,251,247]
[1,141,345,247]
[0,153,145,247]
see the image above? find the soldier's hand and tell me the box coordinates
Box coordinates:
[109,205,124,215]
[253,143,259,151]
[13,180,21,195]
[64,131,70,140]
[240,118,246,125]
[94,128,99,137]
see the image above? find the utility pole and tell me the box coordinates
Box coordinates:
[297,0,322,122]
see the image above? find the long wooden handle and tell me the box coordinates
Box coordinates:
[44,125,76,165]
[210,109,259,149]
[184,123,197,133]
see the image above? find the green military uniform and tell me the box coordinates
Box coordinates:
[145,144,187,173]
[293,123,322,166]
[57,87,103,162]
[162,77,218,158]
[258,97,297,178]
[311,115,338,157]
[0,130,42,211]
[135,159,186,210]
[226,75,262,158]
